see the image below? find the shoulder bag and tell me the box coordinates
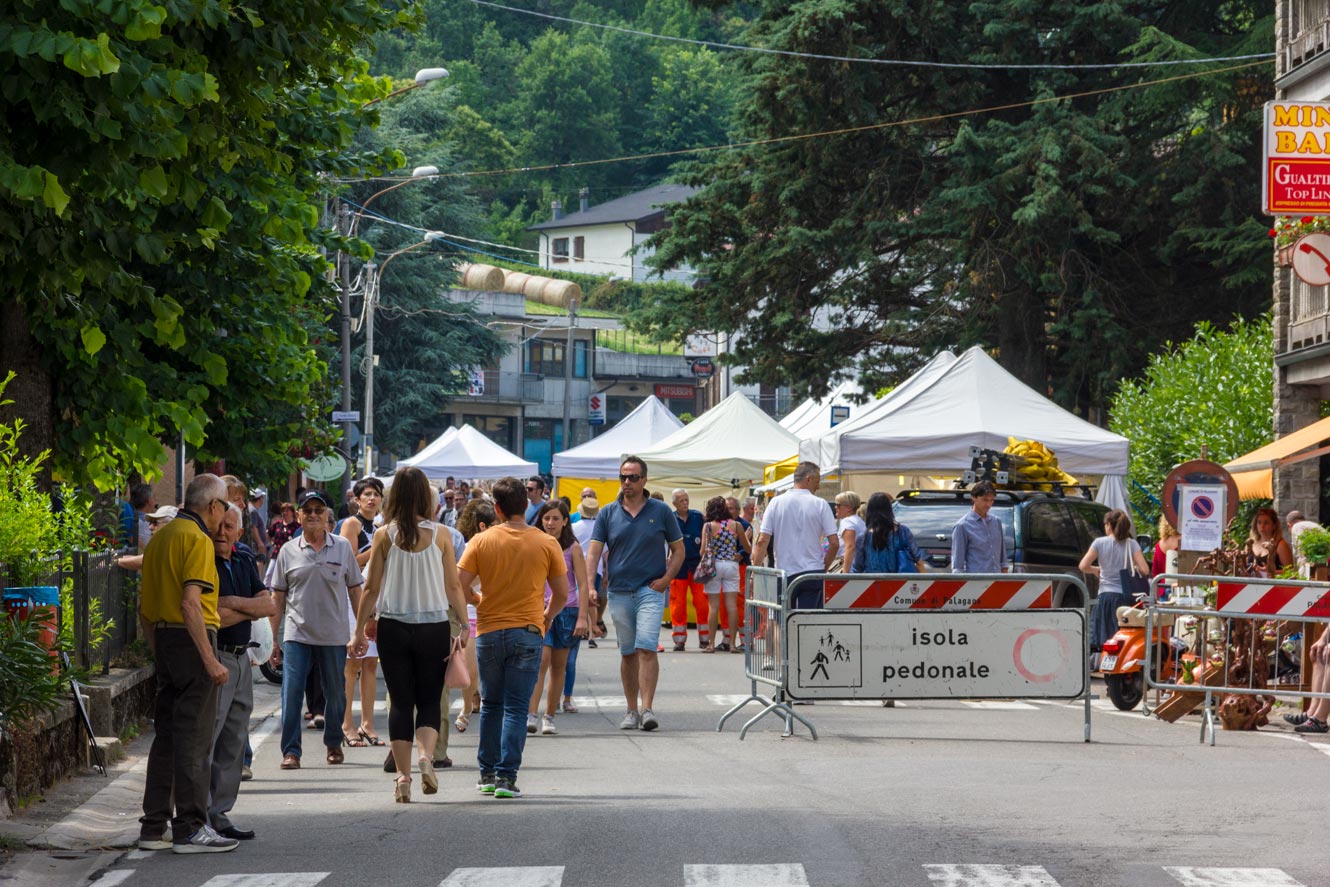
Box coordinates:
[1118,540,1150,598]
[694,522,717,583]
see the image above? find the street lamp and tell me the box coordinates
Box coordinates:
[361,231,445,476]
[363,67,449,107]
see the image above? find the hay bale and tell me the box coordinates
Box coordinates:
[458,263,504,291]
[503,271,533,294]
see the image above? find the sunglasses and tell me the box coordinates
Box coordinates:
[301,506,327,516]
[619,473,643,483]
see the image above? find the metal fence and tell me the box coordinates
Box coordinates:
[3,549,139,675]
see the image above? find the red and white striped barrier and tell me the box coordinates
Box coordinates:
[821,577,1053,611]
[1214,581,1330,618]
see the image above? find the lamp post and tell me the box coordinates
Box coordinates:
[336,67,447,489]
[560,295,579,455]
[362,232,445,477]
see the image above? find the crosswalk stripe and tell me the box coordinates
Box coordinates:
[1163,868,1306,886]
[95,871,135,887]
[924,864,1061,886]
[438,867,564,887]
[684,864,810,887]
[959,701,1039,711]
[197,876,330,887]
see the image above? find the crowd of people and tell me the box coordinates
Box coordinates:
[127,458,1330,852]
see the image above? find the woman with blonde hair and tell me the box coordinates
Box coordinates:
[1150,516,1180,578]
[1246,506,1293,578]
[350,466,469,803]
[833,491,864,573]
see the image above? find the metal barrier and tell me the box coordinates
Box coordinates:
[1143,573,1330,746]
[720,570,1092,741]
[71,550,139,673]
[716,567,816,739]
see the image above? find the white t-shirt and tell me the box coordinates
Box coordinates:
[572,516,603,576]
[759,488,838,574]
[839,514,866,549]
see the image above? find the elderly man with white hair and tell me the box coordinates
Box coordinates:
[668,488,709,652]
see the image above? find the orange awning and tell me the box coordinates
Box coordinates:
[1224,414,1330,499]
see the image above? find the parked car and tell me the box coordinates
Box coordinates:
[891,489,1110,608]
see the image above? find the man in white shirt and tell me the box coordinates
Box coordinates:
[751,462,838,609]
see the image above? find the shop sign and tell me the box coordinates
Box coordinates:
[588,393,606,426]
[1264,101,1330,214]
[684,333,718,358]
[655,384,694,399]
[830,405,850,427]
[689,358,715,378]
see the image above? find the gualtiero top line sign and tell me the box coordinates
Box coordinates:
[1264,101,1330,215]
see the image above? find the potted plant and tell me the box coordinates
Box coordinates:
[1270,215,1330,266]
[1297,526,1330,580]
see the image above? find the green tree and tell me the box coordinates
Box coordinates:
[644,0,1273,413]
[1109,316,1273,522]
[0,1,416,489]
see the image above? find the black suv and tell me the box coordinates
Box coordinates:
[892,490,1109,608]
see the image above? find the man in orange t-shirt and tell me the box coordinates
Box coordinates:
[457,477,569,800]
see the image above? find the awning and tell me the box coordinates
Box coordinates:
[1224,414,1330,499]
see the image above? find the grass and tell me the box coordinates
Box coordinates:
[522,299,684,354]
[523,299,618,319]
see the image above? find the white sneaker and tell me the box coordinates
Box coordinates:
[526,713,538,734]
[640,709,659,731]
[540,714,556,735]
[618,710,640,730]
[172,824,239,854]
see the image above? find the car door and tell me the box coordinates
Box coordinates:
[1017,502,1080,574]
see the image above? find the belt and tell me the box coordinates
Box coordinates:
[218,643,255,656]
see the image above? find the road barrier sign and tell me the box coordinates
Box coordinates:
[1214,581,1330,618]
[822,577,1053,610]
[786,610,1085,701]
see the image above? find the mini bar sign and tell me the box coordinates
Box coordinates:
[1264,102,1330,214]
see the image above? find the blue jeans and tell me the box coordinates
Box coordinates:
[280,640,347,758]
[475,628,543,780]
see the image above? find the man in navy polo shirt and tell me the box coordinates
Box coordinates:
[586,456,684,732]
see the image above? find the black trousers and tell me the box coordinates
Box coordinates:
[140,628,219,838]
[376,617,451,742]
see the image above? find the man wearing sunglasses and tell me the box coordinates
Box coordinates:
[586,456,684,732]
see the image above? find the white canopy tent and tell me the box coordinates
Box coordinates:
[635,392,802,496]
[779,379,866,441]
[800,351,958,472]
[394,424,537,480]
[552,396,683,478]
[803,346,1129,482]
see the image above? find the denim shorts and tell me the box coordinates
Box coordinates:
[544,607,582,650]
[608,585,666,654]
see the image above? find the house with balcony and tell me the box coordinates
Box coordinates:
[1274,0,1330,517]
[413,288,708,475]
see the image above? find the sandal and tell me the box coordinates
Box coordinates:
[561,698,578,713]
[358,727,386,747]
[395,775,411,804]
[345,734,368,747]
[419,756,438,795]
[701,644,715,654]
[454,712,470,733]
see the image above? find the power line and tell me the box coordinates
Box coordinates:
[355,58,1270,183]
[464,0,1274,71]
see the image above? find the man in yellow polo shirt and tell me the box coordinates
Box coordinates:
[137,473,239,855]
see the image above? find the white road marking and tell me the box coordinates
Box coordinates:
[707,694,756,706]
[684,864,810,887]
[1164,867,1306,886]
[125,850,154,860]
[439,867,564,887]
[95,871,136,887]
[246,708,282,756]
[198,876,331,887]
[924,864,1061,886]
[960,701,1038,711]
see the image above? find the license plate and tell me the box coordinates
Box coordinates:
[1100,655,1117,672]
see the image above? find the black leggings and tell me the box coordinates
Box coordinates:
[376,617,451,742]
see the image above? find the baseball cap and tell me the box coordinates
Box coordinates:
[298,490,334,510]
[249,487,266,500]
[146,505,178,521]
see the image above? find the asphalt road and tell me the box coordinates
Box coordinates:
[16,633,1330,887]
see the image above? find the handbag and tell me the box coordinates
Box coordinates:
[891,529,918,574]
[444,634,470,689]
[693,522,717,583]
[1117,540,1150,598]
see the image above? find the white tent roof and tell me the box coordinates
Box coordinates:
[800,351,958,471]
[780,379,867,441]
[394,424,537,480]
[552,396,684,478]
[636,392,802,486]
[804,346,1129,475]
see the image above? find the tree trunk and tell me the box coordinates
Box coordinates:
[0,302,55,487]
[995,286,1048,395]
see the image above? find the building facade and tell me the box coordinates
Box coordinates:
[1275,0,1330,518]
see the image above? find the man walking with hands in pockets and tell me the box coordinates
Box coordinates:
[586,456,684,732]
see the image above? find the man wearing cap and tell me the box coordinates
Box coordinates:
[246,489,271,568]
[571,492,605,649]
[137,473,238,854]
[268,490,365,769]
[208,504,273,841]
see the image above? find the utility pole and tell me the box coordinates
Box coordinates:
[561,297,578,454]
[363,264,378,478]
[338,204,355,492]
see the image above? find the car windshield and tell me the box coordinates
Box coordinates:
[895,503,1016,548]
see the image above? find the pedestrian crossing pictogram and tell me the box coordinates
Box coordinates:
[796,623,860,688]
